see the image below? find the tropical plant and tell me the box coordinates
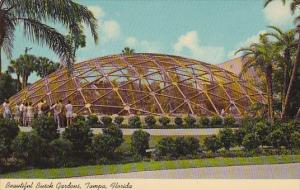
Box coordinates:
[131,130,150,156]
[128,116,142,128]
[242,133,261,151]
[203,135,222,153]
[0,0,98,73]
[35,57,60,78]
[183,115,196,128]
[122,47,135,55]
[218,127,235,150]
[0,118,19,161]
[158,116,171,127]
[31,116,59,142]
[114,116,124,126]
[144,115,156,128]
[0,72,18,103]
[174,117,183,127]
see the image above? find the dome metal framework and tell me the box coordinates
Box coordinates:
[5,53,267,116]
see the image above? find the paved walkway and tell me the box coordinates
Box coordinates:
[19,127,221,136]
[75,163,300,179]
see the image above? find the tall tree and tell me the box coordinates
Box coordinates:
[265,27,297,111]
[265,0,300,120]
[0,0,98,73]
[122,47,135,55]
[236,35,279,124]
[35,57,60,78]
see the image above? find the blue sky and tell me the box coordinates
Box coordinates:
[2,0,297,82]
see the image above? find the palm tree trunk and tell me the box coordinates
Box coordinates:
[265,65,274,124]
[281,38,300,120]
[0,48,2,73]
[282,50,291,112]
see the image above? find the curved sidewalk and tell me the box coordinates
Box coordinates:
[19,127,222,136]
[76,163,300,179]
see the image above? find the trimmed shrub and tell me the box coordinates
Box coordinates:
[101,116,113,127]
[155,137,176,158]
[266,129,287,149]
[203,135,221,152]
[49,138,73,167]
[234,128,247,146]
[254,121,270,146]
[183,115,196,128]
[87,115,100,128]
[102,126,124,148]
[12,132,47,166]
[128,116,142,128]
[290,131,300,149]
[210,116,223,126]
[131,130,150,156]
[218,127,235,150]
[144,115,156,128]
[242,133,260,151]
[31,116,59,142]
[174,117,183,127]
[224,115,235,126]
[200,117,210,126]
[114,116,124,126]
[175,136,200,156]
[0,119,19,160]
[158,116,171,127]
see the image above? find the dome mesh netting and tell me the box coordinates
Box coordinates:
[4,53,267,116]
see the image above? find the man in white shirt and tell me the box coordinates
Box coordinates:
[65,100,73,127]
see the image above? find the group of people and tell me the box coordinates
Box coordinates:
[2,99,74,128]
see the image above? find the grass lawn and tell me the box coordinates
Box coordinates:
[1,155,299,179]
[118,135,208,152]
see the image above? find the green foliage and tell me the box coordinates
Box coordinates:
[131,130,150,156]
[114,116,124,126]
[210,116,223,126]
[12,132,47,166]
[183,115,196,128]
[175,136,200,156]
[0,73,19,103]
[62,120,93,160]
[224,115,235,126]
[144,115,156,127]
[31,116,59,142]
[203,135,221,152]
[101,116,113,127]
[218,127,235,150]
[92,126,124,158]
[242,133,261,151]
[158,116,171,127]
[266,129,287,149]
[254,121,270,146]
[49,138,73,167]
[155,137,176,158]
[290,131,300,149]
[86,115,100,128]
[234,128,247,146]
[0,119,19,159]
[128,116,142,128]
[200,117,210,126]
[174,117,183,127]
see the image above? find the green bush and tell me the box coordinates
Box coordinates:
[102,126,124,147]
[200,117,209,127]
[114,116,124,126]
[290,131,300,149]
[31,116,59,142]
[101,116,113,127]
[62,120,93,161]
[254,121,270,146]
[131,130,150,156]
[174,117,183,127]
[224,115,235,126]
[218,127,235,150]
[128,116,142,128]
[203,135,221,152]
[183,115,196,128]
[175,136,200,156]
[74,115,86,122]
[158,116,171,127]
[87,115,100,128]
[210,116,223,126]
[266,129,287,149]
[144,115,156,128]
[242,133,260,151]
[12,132,47,166]
[0,119,19,160]
[234,128,247,146]
[200,117,210,126]
[155,137,176,158]
[49,138,73,167]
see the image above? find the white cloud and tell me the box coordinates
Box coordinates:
[88,5,105,18]
[227,30,266,59]
[173,31,225,63]
[263,0,297,26]
[124,36,162,53]
[102,20,121,42]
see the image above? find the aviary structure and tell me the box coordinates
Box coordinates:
[3,53,266,117]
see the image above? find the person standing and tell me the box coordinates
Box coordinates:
[36,99,45,117]
[53,100,63,128]
[65,100,73,127]
[26,102,34,126]
[14,102,21,124]
[2,99,12,119]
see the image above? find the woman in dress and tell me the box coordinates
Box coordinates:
[2,99,12,119]
[14,102,21,124]
[26,102,34,126]
[65,100,73,127]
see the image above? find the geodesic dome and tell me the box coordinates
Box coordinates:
[4,53,266,116]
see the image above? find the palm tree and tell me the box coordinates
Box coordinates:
[122,47,135,55]
[0,0,98,73]
[236,35,279,124]
[265,0,300,119]
[35,57,60,78]
[265,26,297,111]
